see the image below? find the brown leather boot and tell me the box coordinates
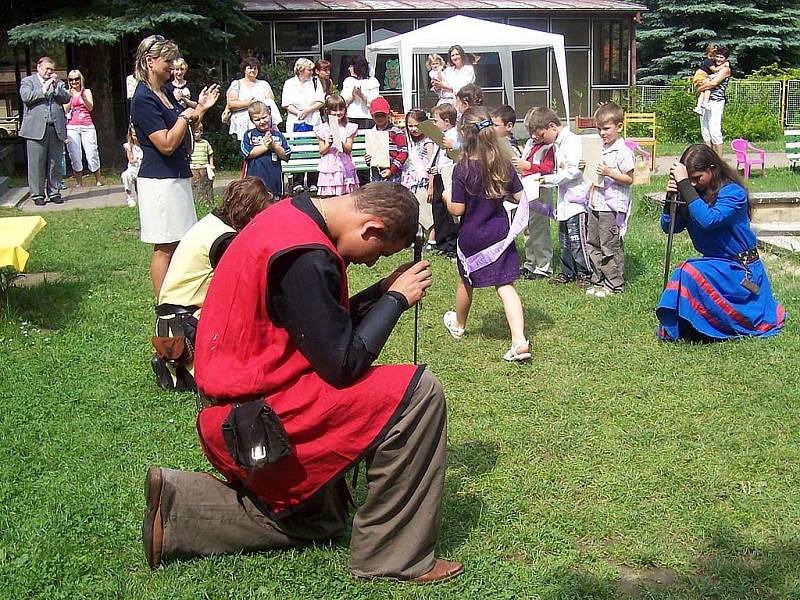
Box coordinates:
[142,467,164,569]
[409,559,464,584]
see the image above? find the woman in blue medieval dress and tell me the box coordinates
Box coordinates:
[657,144,786,341]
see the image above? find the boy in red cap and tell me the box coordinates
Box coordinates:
[365,96,408,183]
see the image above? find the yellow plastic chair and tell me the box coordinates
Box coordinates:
[623,112,656,171]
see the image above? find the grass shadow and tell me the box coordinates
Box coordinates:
[625,253,646,283]
[544,528,800,599]
[437,440,499,554]
[474,305,554,340]
[5,278,87,329]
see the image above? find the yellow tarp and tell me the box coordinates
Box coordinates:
[0,216,47,271]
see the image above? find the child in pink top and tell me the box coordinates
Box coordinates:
[314,95,359,196]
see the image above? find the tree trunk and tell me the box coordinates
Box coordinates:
[76,44,122,170]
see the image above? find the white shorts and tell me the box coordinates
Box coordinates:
[137,177,197,244]
[700,99,725,145]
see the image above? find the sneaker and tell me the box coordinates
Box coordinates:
[548,273,573,285]
[127,196,137,208]
[50,195,64,205]
[96,181,104,187]
[442,311,465,339]
[521,267,547,281]
[503,340,531,362]
[292,184,305,195]
[594,287,619,298]
[32,196,46,206]
[307,185,318,194]
[692,106,704,115]
[586,286,598,295]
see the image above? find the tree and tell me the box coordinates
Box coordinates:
[637,0,800,83]
[8,0,256,166]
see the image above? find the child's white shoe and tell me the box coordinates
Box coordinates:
[586,286,597,295]
[503,340,531,362]
[126,195,136,208]
[442,311,464,339]
[692,106,704,115]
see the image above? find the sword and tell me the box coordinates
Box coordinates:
[663,190,679,290]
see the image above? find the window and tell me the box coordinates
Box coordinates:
[593,20,630,86]
[372,20,413,92]
[275,21,319,54]
[236,21,273,66]
[551,19,590,47]
[322,21,366,87]
[551,50,589,117]
[513,49,548,87]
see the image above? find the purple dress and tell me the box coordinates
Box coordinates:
[452,160,523,288]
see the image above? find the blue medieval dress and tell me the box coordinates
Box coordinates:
[656,182,786,341]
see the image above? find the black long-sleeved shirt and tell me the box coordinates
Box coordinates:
[267,195,407,388]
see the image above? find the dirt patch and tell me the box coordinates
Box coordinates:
[15,271,61,287]
[112,268,130,276]
[613,564,679,599]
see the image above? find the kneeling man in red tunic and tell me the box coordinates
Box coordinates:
[143,182,464,583]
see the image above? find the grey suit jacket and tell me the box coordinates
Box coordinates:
[18,74,70,141]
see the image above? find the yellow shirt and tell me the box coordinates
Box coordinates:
[190,138,214,169]
[158,213,235,310]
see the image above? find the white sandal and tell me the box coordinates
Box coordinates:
[503,340,531,362]
[443,311,465,339]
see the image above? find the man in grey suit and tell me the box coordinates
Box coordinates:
[19,56,71,206]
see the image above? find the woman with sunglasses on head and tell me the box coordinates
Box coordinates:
[657,144,785,341]
[63,69,102,187]
[130,35,220,297]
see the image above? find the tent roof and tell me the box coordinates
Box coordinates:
[366,15,568,53]
[243,0,645,12]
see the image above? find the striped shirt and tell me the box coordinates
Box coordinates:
[710,75,730,102]
[190,138,214,169]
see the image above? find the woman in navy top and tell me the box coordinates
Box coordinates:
[129,35,219,297]
[657,144,785,341]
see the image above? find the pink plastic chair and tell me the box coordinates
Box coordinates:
[624,139,652,164]
[731,138,766,179]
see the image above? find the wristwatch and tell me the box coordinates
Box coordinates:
[179,114,192,126]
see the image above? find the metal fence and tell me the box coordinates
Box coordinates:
[636,79,800,127]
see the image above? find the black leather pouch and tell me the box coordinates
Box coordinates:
[222,401,292,469]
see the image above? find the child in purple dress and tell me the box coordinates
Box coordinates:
[314,94,359,197]
[442,106,531,362]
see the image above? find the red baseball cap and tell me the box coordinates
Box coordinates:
[369,96,391,116]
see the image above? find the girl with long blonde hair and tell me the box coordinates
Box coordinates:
[442,106,531,361]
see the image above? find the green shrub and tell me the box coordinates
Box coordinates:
[650,80,782,143]
[651,81,700,143]
[723,100,783,141]
[205,130,242,171]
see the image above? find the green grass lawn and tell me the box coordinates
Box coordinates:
[2,173,800,599]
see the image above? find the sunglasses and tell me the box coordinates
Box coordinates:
[145,35,166,55]
[68,78,81,82]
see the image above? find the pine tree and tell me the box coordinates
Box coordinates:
[637,0,800,83]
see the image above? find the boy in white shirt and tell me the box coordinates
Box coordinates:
[586,102,635,297]
[528,107,591,287]
[428,103,460,258]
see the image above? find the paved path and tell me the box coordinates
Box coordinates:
[16,177,239,213]
[7,152,792,213]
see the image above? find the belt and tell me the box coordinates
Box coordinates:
[733,248,759,265]
[156,303,200,317]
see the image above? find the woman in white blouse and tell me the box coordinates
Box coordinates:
[432,45,476,101]
[225,57,283,141]
[341,55,381,130]
[281,58,325,134]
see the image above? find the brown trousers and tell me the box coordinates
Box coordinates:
[156,368,447,579]
[586,209,625,292]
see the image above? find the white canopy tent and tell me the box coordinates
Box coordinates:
[365,15,570,118]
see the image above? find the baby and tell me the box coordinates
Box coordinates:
[426,53,450,104]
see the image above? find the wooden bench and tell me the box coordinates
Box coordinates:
[283,129,370,190]
[785,129,800,171]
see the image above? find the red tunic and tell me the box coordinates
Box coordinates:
[194,200,420,516]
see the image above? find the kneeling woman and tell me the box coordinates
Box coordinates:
[657,144,786,341]
[152,177,274,391]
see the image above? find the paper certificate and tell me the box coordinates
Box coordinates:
[417,120,461,162]
[365,130,390,168]
[581,134,604,187]
[328,114,343,152]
